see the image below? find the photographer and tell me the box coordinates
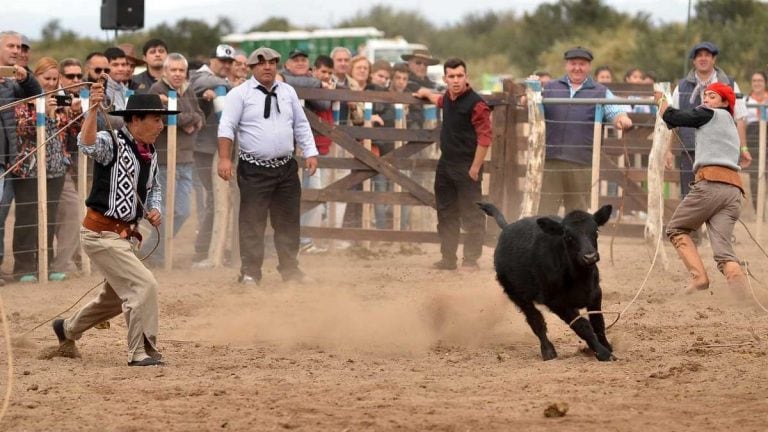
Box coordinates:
[52,57,86,276]
[11,57,69,282]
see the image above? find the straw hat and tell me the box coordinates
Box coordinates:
[400,49,440,66]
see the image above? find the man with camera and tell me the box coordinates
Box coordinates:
[52,58,87,276]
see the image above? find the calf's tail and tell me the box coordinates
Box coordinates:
[476,202,508,228]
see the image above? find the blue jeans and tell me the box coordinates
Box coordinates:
[142,163,194,263]
[373,173,411,230]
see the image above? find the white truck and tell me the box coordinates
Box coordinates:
[222,27,443,84]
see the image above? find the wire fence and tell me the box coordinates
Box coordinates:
[523,80,768,239]
[0,84,478,282]
[7,78,766,283]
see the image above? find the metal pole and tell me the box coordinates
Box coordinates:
[78,88,91,276]
[36,96,48,284]
[757,105,767,239]
[590,104,604,213]
[164,90,178,270]
[684,0,693,77]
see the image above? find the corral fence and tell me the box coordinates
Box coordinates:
[14,79,768,284]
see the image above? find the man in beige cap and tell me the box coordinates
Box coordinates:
[217,46,319,285]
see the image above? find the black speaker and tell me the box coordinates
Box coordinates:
[100,0,144,30]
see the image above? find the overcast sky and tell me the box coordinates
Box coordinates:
[2,0,692,41]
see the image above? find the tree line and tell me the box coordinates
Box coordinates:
[31,0,768,86]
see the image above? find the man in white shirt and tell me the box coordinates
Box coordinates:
[217,47,319,285]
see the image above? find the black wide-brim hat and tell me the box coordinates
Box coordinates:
[109,94,181,117]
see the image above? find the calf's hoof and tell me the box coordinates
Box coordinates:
[595,349,615,362]
[597,336,613,352]
[541,347,558,361]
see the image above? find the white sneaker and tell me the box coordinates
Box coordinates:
[300,242,327,254]
[334,241,352,250]
[192,259,213,269]
[302,244,327,254]
[239,274,259,285]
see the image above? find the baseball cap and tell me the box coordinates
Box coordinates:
[246,47,281,66]
[564,47,593,61]
[288,48,308,59]
[212,44,236,61]
[689,41,719,59]
[20,35,30,49]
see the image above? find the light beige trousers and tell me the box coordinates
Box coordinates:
[64,228,161,362]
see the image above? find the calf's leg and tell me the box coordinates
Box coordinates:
[552,307,614,361]
[588,293,612,352]
[518,302,557,360]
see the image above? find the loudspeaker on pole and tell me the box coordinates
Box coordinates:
[100,0,145,31]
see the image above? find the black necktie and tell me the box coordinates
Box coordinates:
[256,85,280,118]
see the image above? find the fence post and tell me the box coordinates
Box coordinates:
[757,105,767,239]
[646,82,672,269]
[36,96,48,284]
[209,85,231,267]
[393,103,404,230]
[519,79,545,218]
[164,90,177,270]
[363,101,373,242]
[327,100,341,249]
[420,103,438,231]
[590,104,604,212]
[78,88,91,275]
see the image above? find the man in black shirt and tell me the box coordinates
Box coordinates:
[415,58,492,270]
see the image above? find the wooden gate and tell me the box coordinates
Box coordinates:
[295,84,519,245]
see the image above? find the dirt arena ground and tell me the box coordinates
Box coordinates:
[1,226,767,431]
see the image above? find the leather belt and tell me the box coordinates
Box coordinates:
[82,208,143,242]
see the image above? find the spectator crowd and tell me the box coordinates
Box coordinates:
[1,27,767,288]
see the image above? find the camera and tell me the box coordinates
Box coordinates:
[0,66,15,78]
[55,94,73,107]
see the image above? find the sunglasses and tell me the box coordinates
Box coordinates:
[412,60,428,66]
[92,67,111,75]
[63,73,83,80]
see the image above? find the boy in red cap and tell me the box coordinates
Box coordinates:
[658,82,749,299]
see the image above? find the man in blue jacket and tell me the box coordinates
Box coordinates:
[539,47,632,216]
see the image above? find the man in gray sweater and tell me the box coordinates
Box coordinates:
[144,53,205,266]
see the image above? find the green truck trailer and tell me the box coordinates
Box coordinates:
[222,27,384,60]
[222,27,435,65]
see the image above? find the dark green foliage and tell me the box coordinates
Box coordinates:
[28,0,768,86]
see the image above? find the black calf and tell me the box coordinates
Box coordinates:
[478,203,614,361]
